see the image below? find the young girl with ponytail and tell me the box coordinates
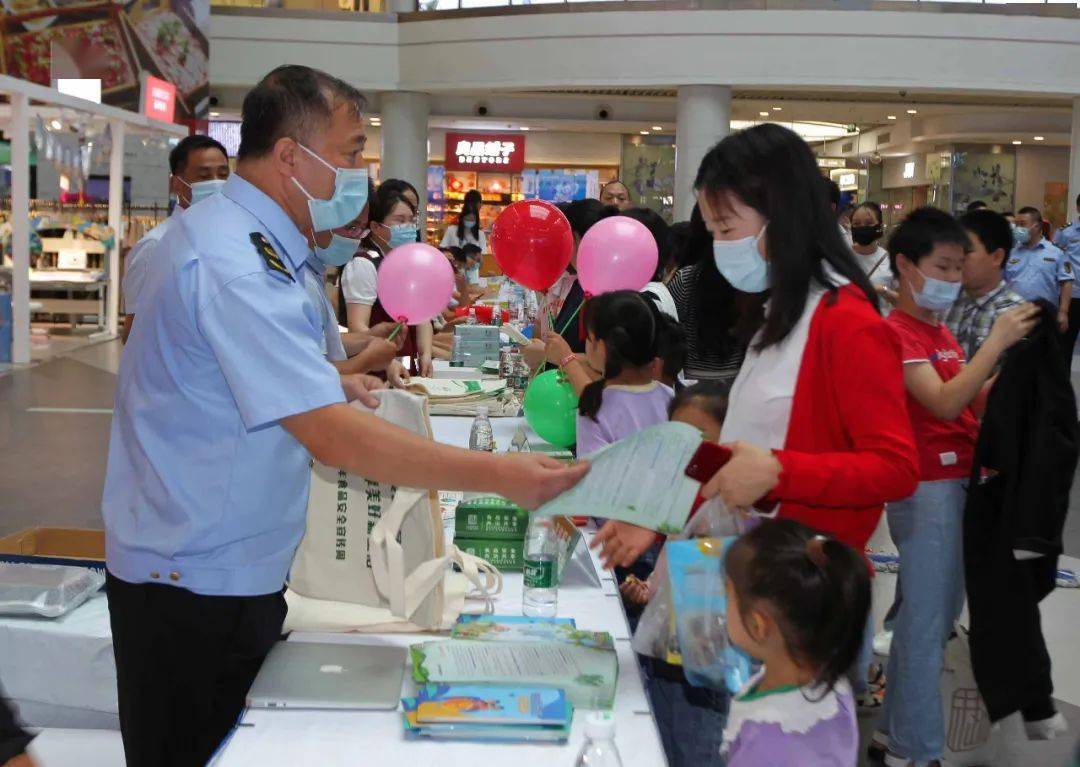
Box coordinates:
[573,290,674,457]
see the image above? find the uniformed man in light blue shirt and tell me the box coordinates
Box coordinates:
[1054,194,1080,361]
[102,65,587,767]
[1004,205,1072,333]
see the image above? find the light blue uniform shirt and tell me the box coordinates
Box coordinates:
[302,257,347,362]
[121,211,177,316]
[1054,221,1080,277]
[102,174,345,596]
[1004,238,1073,305]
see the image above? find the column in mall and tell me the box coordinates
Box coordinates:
[379,91,430,224]
[10,92,30,364]
[386,0,417,10]
[673,85,732,222]
[1069,96,1080,225]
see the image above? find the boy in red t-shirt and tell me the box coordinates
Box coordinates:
[876,208,1038,767]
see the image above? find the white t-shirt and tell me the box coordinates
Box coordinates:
[643,281,678,321]
[855,246,893,290]
[122,213,176,316]
[441,225,487,252]
[340,254,379,306]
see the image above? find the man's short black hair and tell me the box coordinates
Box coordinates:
[169,134,227,175]
[238,65,366,160]
[447,246,466,263]
[960,209,1013,268]
[462,243,482,257]
[821,177,841,209]
[965,200,988,213]
[887,207,970,275]
[1018,206,1042,222]
[1075,193,1080,209]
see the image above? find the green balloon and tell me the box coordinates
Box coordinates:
[523,369,579,448]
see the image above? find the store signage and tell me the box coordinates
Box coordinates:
[903,161,916,180]
[838,172,857,190]
[141,76,177,123]
[445,132,525,172]
[56,79,102,105]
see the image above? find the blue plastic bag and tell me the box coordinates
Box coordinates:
[666,537,754,694]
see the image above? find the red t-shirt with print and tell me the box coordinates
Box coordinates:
[887,310,979,481]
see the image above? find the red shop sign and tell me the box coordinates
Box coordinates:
[141,75,177,124]
[445,132,525,173]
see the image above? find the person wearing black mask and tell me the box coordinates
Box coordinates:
[851,201,897,310]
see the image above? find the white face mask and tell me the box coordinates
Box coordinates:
[712,225,769,293]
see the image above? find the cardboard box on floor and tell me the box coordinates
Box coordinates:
[0,527,105,573]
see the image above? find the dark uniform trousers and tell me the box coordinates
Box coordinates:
[1062,297,1080,368]
[106,572,286,767]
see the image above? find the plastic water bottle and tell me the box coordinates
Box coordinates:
[467,307,478,326]
[522,516,558,617]
[574,712,622,767]
[492,302,503,327]
[469,406,494,452]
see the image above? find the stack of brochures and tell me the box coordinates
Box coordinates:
[409,616,618,710]
[400,684,573,743]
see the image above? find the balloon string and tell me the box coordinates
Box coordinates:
[557,301,583,337]
[387,320,405,342]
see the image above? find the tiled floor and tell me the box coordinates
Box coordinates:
[3,339,1080,766]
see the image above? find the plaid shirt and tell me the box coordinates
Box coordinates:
[945,281,1025,361]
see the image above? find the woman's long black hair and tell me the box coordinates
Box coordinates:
[578,291,662,422]
[694,124,878,350]
[457,189,482,242]
[724,519,870,696]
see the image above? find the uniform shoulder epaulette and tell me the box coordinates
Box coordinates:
[249,232,294,282]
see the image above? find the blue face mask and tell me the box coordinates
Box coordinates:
[712,225,769,293]
[1013,224,1032,247]
[178,178,226,207]
[388,224,418,250]
[912,268,961,312]
[313,232,362,267]
[291,143,369,232]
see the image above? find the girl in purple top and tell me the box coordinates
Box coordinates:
[721,520,871,767]
[575,290,674,458]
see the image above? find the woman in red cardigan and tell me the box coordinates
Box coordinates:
[695,125,918,546]
[595,125,918,566]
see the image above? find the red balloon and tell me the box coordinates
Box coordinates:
[490,200,574,292]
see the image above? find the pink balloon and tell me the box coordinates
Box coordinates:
[376,243,455,325]
[576,216,659,295]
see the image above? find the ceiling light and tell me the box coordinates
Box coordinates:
[887,115,897,120]
[1034,136,1044,141]
[639,130,650,135]
[1012,140,1022,145]
[209,111,220,117]
[50,119,62,130]
[651,126,663,131]
[772,106,782,112]
[759,111,770,117]
[520,126,530,131]
[906,109,918,115]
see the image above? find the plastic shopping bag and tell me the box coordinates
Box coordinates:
[666,536,753,693]
[631,497,748,665]
[941,626,998,766]
[0,563,104,618]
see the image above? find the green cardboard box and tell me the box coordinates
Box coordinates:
[454,497,530,540]
[455,538,525,571]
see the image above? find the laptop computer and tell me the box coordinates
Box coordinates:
[246,641,408,710]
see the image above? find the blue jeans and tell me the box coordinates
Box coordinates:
[647,662,729,767]
[880,478,967,761]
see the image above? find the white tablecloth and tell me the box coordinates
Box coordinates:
[0,413,667,764]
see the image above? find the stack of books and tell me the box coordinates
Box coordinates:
[453,497,530,571]
[400,684,573,743]
[410,615,619,710]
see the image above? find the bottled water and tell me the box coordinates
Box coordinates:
[574,712,622,767]
[469,406,493,452]
[467,307,478,326]
[492,302,503,327]
[522,516,558,617]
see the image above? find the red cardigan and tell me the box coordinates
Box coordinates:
[769,285,919,552]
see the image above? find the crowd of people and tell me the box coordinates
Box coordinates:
[4,62,1079,767]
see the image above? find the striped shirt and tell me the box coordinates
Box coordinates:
[668,263,747,384]
[945,280,1025,362]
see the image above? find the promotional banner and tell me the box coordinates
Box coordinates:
[1,0,210,119]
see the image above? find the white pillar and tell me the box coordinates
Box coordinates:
[674,85,732,221]
[379,91,430,225]
[387,0,417,11]
[10,92,30,365]
[106,119,125,337]
[1069,97,1080,227]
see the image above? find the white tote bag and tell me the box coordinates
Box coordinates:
[286,390,501,632]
